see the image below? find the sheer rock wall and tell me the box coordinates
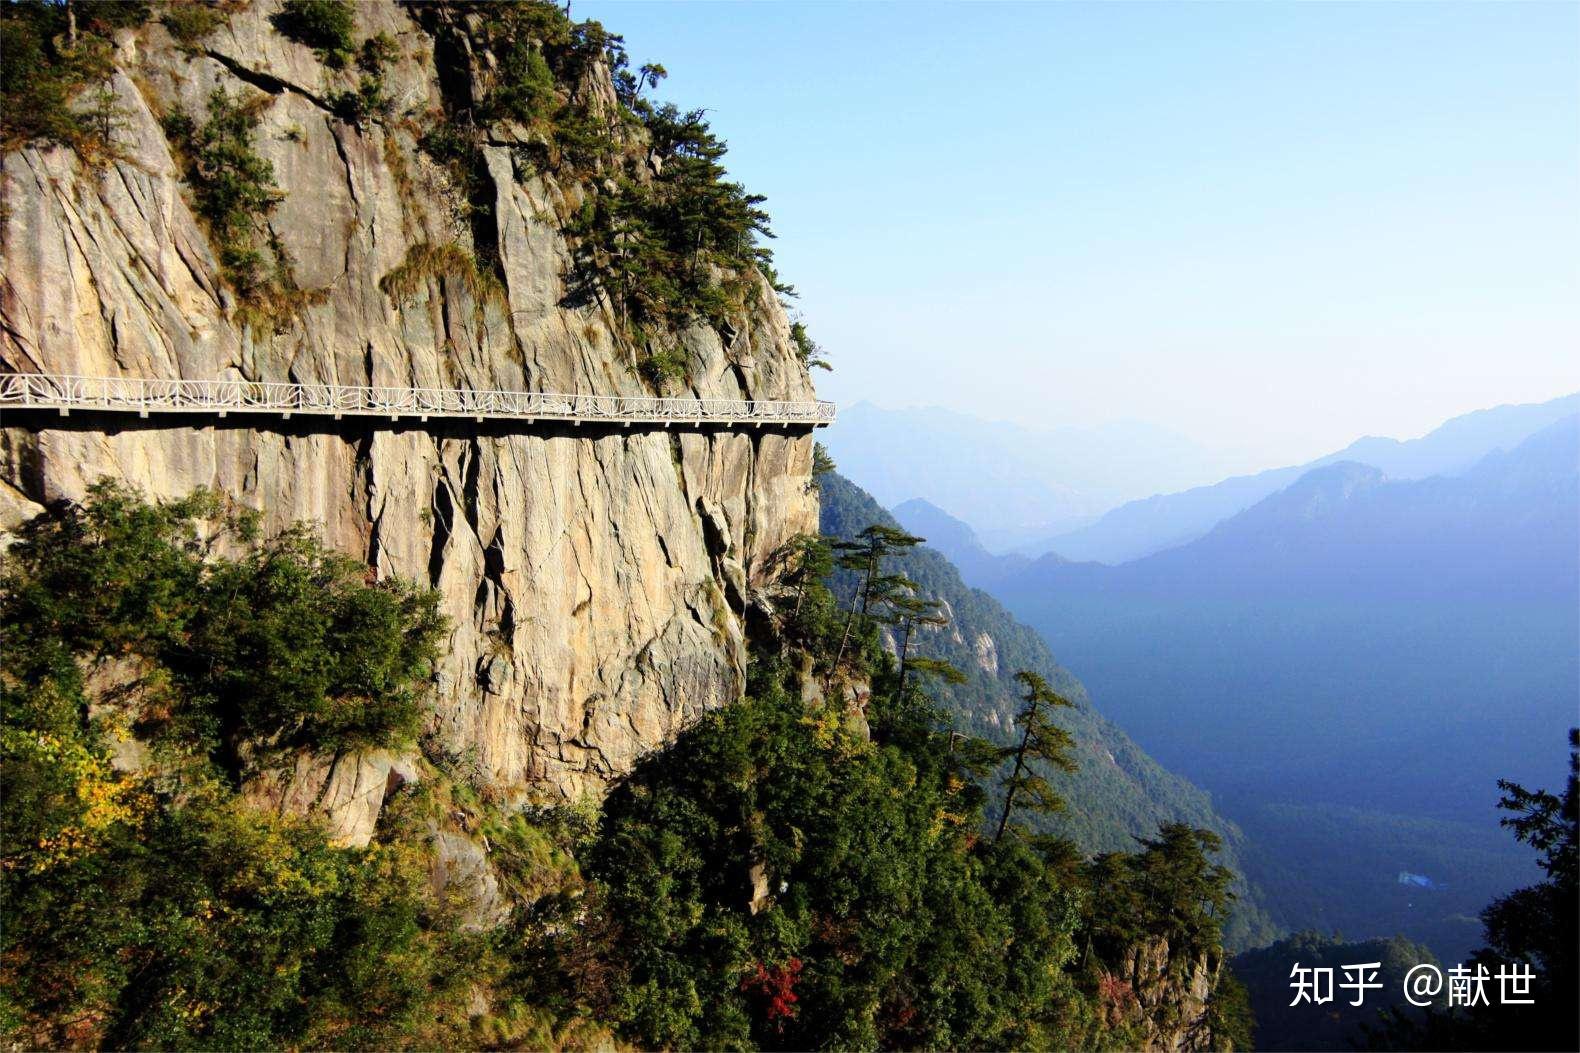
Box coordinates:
[0,0,819,826]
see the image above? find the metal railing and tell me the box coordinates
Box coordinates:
[0,373,836,428]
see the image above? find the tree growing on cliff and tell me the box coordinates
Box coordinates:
[1084,824,1235,962]
[790,320,832,371]
[887,592,960,706]
[779,534,833,622]
[271,0,357,67]
[995,670,1079,843]
[828,524,924,676]
[0,0,144,158]
[547,653,1091,1051]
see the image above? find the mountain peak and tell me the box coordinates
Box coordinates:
[1230,461,1386,528]
[890,496,1036,588]
[892,497,979,548]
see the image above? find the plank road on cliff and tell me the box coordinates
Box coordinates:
[0,373,835,429]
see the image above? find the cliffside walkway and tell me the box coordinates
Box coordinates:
[0,373,835,429]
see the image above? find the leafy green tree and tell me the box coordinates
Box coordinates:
[556,656,1089,1051]
[0,0,145,158]
[888,591,956,705]
[0,484,460,1049]
[810,442,836,492]
[162,86,285,300]
[780,533,833,623]
[1482,728,1578,983]
[995,670,1079,842]
[615,60,667,107]
[1,482,445,773]
[791,320,832,371]
[1085,824,1235,962]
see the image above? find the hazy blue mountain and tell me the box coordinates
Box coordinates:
[890,497,1030,588]
[820,402,1248,547]
[1053,417,1579,603]
[987,417,1577,958]
[1042,392,1580,564]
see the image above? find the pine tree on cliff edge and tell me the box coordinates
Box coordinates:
[995,670,1079,843]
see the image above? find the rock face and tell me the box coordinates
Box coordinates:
[972,630,998,677]
[1118,937,1222,1052]
[0,1,819,818]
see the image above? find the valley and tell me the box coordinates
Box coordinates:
[868,401,1579,963]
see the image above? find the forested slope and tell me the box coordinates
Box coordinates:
[820,468,1280,950]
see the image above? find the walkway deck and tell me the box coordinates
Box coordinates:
[0,373,835,428]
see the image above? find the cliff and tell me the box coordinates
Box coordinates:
[0,0,819,832]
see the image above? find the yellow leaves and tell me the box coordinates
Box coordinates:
[15,730,152,872]
[798,709,843,751]
[213,805,348,900]
[797,706,876,761]
[933,808,971,834]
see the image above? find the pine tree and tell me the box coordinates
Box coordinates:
[828,525,923,676]
[887,592,956,704]
[994,670,1078,843]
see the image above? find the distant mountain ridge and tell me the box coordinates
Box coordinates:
[821,402,1251,549]
[983,416,1578,957]
[889,497,1032,588]
[1041,392,1580,564]
[1045,415,1580,602]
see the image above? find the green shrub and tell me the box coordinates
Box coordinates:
[637,345,689,387]
[162,0,231,48]
[549,660,1088,1050]
[359,31,399,72]
[270,0,356,68]
[495,40,558,127]
[562,104,774,359]
[163,88,330,329]
[162,86,279,249]
[330,75,390,125]
[327,32,399,126]
[791,321,832,371]
[0,481,445,763]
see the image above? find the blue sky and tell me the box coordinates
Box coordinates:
[583,1,1579,467]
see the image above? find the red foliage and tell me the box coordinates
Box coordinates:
[1097,970,1139,1027]
[741,957,803,1033]
[1098,970,1136,1006]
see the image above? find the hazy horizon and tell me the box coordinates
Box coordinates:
[841,386,1580,481]
[585,0,1580,469]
